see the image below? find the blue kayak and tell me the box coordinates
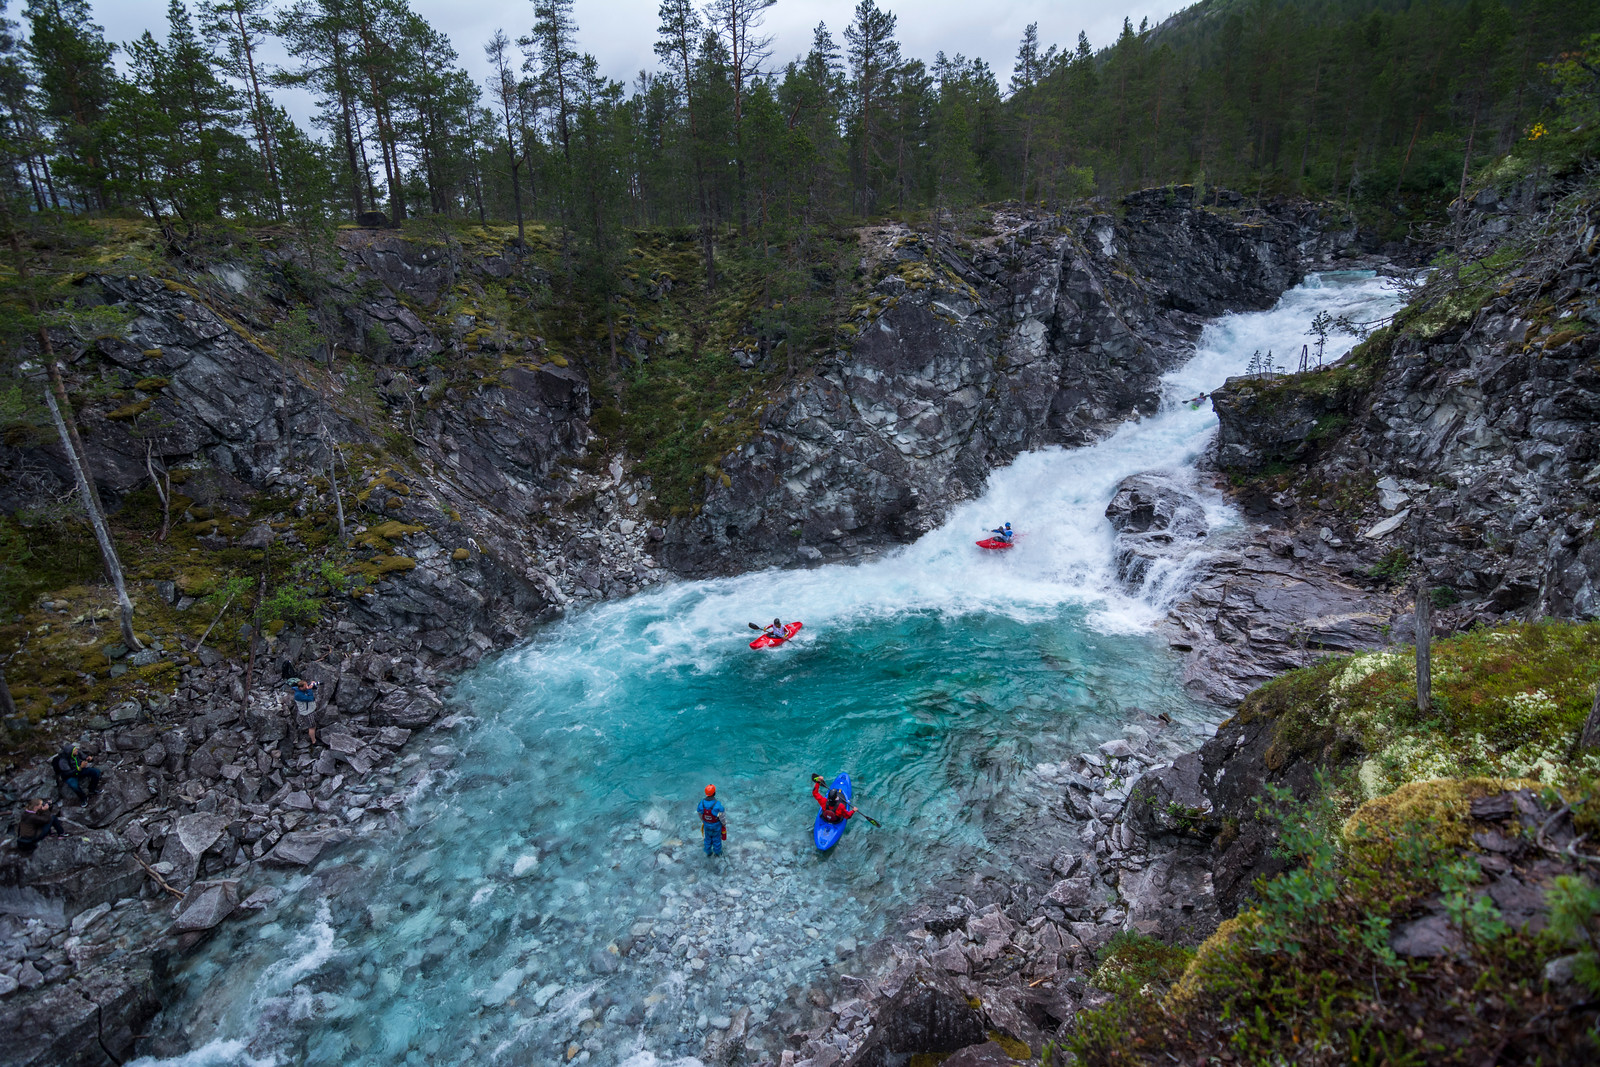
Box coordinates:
[813,772,852,851]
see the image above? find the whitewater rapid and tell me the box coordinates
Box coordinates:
[131,271,1402,1067]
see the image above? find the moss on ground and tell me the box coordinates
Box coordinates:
[1235,620,1600,809]
[1067,621,1600,1065]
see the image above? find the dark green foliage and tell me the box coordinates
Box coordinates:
[5,0,1596,250]
[257,581,320,627]
[0,512,100,618]
[1546,874,1600,994]
[1369,546,1410,582]
[1089,932,1194,995]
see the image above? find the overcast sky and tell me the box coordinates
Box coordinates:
[88,1,1178,124]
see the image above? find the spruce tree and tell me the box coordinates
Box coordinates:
[843,0,901,213]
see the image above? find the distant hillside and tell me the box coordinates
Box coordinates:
[1018,0,1600,218]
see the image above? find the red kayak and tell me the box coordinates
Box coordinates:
[976,537,1015,550]
[750,621,803,649]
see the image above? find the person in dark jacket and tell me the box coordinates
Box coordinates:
[17,798,64,850]
[51,744,101,803]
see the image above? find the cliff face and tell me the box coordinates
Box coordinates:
[664,189,1349,575]
[0,231,686,675]
[1179,178,1600,699]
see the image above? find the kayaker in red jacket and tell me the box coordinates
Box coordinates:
[811,774,855,824]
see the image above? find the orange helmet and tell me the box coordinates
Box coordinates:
[705,784,716,796]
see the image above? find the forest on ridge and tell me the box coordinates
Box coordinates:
[4,0,1600,269]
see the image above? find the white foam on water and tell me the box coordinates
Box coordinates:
[124,1039,275,1067]
[616,1053,705,1067]
[261,899,338,991]
[500,270,1402,693]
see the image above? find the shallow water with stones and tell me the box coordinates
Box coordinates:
[132,271,1401,1067]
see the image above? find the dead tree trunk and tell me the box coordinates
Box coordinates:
[146,441,170,541]
[1415,577,1432,715]
[0,664,17,722]
[42,379,142,652]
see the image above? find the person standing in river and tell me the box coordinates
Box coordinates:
[697,784,726,857]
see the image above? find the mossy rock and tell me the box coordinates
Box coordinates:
[355,555,417,579]
[176,569,218,597]
[131,660,178,686]
[106,398,153,421]
[1165,913,1255,1012]
[366,520,426,541]
[1341,776,1539,849]
[451,547,470,561]
[986,1031,1031,1059]
[133,377,169,392]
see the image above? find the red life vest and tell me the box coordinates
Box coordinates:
[814,783,851,822]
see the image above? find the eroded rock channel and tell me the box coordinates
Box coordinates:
[2,195,1422,1066]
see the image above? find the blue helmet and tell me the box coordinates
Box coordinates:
[1004,523,1012,530]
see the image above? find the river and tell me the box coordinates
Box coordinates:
[133,271,1401,1067]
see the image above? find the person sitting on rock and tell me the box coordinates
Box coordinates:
[811,775,856,824]
[16,798,65,851]
[990,522,1014,544]
[697,785,726,857]
[51,744,101,804]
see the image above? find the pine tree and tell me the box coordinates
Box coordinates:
[706,0,774,233]
[24,0,117,210]
[1009,23,1056,203]
[525,0,580,161]
[201,0,282,216]
[655,0,714,285]
[487,28,527,242]
[843,0,901,213]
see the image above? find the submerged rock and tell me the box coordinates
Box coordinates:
[1105,473,1210,589]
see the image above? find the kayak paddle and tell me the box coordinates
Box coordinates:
[854,811,881,828]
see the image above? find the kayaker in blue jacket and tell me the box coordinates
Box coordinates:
[990,522,1014,544]
[697,785,726,856]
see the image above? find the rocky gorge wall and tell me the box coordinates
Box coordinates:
[1155,179,1600,702]
[663,188,1365,575]
[0,191,1405,1066]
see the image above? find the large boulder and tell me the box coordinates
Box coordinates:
[1104,472,1210,589]
[262,829,345,869]
[0,953,159,1067]
[0,830,143,927]
[156,812,230,890]
[84,772,155,828]
[171,879,239,932]
[845,971,988,1066]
